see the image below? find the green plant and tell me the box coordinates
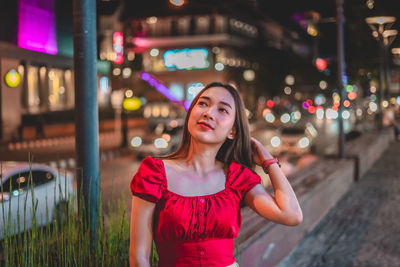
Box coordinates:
[0,163,131,266]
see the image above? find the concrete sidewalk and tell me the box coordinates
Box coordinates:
[278,140,400,267]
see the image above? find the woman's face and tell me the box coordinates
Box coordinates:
[188,86,236,145]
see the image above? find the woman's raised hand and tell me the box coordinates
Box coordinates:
[250,137,274,166]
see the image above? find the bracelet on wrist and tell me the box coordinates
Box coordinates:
[262,158,281,174]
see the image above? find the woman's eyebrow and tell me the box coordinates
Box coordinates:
[199,96,232,109]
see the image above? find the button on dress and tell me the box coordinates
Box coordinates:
[130,156,261,267]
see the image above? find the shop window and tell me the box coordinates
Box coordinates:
[48,68,67,110]
[196,16,210,35]
[215,15,227,33]
[178,17,190,35]
[27,66,40,113]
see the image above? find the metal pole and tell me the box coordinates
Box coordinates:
[336,0,345,158]
[73,0,100,245]
[378,43,386,129]
[384,45,391,100]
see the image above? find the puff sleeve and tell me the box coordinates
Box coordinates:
[229,163,261,200]
[130,156,166,203]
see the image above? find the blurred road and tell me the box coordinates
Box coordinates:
[278,140,400,267]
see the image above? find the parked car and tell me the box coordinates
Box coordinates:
[0,162,76,239]
[270,122,318,156]
[130,119,184,160]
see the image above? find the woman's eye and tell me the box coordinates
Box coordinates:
[219,108,228,114]
[198,101,207,106]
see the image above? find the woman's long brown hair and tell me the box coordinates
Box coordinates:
[163,82,254,170]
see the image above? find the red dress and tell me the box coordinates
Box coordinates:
[130,156,261,267]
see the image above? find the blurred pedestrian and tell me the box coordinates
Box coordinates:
[296,145,318,169]
[278,151,295,176]
[129,82,302,267]
[383,103,400,140]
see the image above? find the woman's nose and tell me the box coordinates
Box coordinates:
[203,108,215,120]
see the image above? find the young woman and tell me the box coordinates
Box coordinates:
[129,82,302,267]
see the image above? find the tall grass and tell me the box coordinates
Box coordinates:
[0,163,136,266]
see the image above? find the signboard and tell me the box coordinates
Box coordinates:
[164,48,209,70]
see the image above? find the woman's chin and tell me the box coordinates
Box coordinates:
[191,134,224,145]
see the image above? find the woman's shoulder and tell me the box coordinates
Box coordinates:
[141,156,163,166]
[228,161,259,182]
[136,156,165,177]
[131,156,166,203]
[227,161,261,197]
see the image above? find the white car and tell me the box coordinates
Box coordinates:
[130,120,183,160]
[0,162,76,239]
[270,122,318,156]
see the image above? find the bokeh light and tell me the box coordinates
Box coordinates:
[150,48,160,57]
[271,136,281,147]
[265,113,275,123]
[215,62,224,71]
[280,113,290,123]
[298,137,310,148]
[130,136,142,147]
[342,110,350,120]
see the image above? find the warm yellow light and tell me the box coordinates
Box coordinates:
[365,16,396,25]
[383,29,398,38]
[284,86,292,95]
[319,80,327,90]
[161,106,169,117]
[243,69,255,81]
[152,106,161,117]
[5,69,21,88]
[123,97,141,111]
[146,16,157,24]
[125,89,133,98]
[392,48,400,55]
[307,25,318,36]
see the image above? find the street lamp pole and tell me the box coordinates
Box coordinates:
[73,0,100,246]
[383,30,398,100]
[336,0,346,158]
[365,16,397,129]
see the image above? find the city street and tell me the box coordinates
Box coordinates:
[1,0,399,265]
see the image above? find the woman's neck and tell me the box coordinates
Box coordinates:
[182,141,223,173]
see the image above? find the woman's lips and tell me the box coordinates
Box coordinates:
[198,122,214,130]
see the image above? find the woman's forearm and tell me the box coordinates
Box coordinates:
[266,163,303,224]
[129,256,151,267]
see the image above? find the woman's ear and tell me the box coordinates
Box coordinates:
[227,127,236,140]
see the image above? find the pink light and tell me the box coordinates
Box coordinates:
[302,101,310,109]
[113,32,124,64]
[140,72,190,111]
[18,0,57,55]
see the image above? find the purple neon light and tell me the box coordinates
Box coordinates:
[18,0,57,55]
[140,72,191,111]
